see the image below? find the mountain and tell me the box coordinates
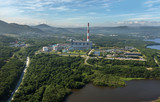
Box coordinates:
[1,19,160,37]
[33,24,160,36]
[33,24,73,34]
[0,20,44,35]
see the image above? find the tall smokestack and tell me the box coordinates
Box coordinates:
[87,23,90,42]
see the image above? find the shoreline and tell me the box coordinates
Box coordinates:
[65,79,160,102]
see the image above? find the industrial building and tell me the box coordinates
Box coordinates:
[70,41,92,50]
[43,47,49,52]
[42,23,92,52]
[52,44,70,51]
[70,23,92,50]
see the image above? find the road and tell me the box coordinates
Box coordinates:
[84,49,96,66]
[88,49,94,56]
[154,57,160,67]
[58,49,95,66]
[84,56,90,65]
[7,57,30,102]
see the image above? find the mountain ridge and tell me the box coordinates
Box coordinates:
[0,20,44,35]
[1,20,160,36]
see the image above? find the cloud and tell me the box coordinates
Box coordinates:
[0,0,19,6]
[0,7,24,16]
[0,16,47,25]
[0,0,74,13]
[144,0,160,11]
[50,6,70,11]
[88,12,97,15]
[126,13,160,21]
[2,0,160,27]
[103,3,110,8]
[129,16,160,21]
[69,0,123,12]
[116,21,160,26]
[102,0,124,12]
[0,0,123,17]
[144,0,160,5]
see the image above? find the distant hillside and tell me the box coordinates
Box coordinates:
[0,20,44,35]
[33,25,131,35]
[33,24,160,36]
[1,20,160,37]
[33,24,73,34]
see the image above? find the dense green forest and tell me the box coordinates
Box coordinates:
[0,46,19,68]
[1,33,160,102]
[12,54,90,102]
[12,52,160,102]
[0,34,68,101]
[0,35,16,45]
[0,58,24,101]
[0,35,24,101]
[12,54,127,102]
[88,58,160,78]
[0,35,19,68]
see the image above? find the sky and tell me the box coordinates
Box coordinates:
[1,0,160,27]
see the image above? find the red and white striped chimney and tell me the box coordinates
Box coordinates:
[87,23,90,42]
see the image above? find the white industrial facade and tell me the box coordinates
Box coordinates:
[71,41,92,50]
[43,47,49,52]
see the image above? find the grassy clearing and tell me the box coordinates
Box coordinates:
[120,77,145,81]
[68,50,87,55]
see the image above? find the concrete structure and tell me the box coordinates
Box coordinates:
[71,41,92,50]
[43,47,49,52]
[53,44,70,51]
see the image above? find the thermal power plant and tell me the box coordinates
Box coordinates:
[42,23,92,52]
[70,23,92,50]
[87,23,90,42]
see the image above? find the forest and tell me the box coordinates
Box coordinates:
[1,33,160,102]
[88,58,160,78]
[0,35,19,69]
[12,52,160,102]
[12,54,128,102]
[0,58,24,100]
[0,34,67,101]
[0,35,24,101]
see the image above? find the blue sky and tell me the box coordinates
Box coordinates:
[0,0,160,27]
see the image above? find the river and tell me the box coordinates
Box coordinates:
[7,57,30,102]
[65,80,160,102]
